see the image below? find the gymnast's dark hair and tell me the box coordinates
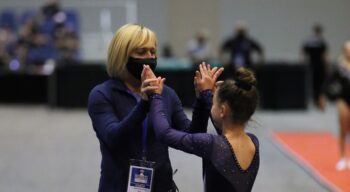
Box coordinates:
[217,67,258,124]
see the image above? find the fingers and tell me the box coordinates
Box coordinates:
[141,78,158,91]
[142,78,159,86]
[202,62,209,74]
[141,86,159,93]
[210,67,218,76]
[159,77,166,86]
[154,76,165,94]
[141,65,147,80]
[156,76,165,86]
[212,80,224,93]
[195,70,201,79]
[141,77,159,94]
[194,70,202,90]
[210,68,218,84]
[194,73,198,87]
[198,62,216,78]
[212,67,224,81]
[156,76,161,85]
[199,62,205,76]
[215,81,224,87]
[143,65,156,79]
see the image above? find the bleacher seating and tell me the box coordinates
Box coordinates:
[0,9,16,30]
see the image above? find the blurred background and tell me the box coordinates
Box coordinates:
[0,0,350,191]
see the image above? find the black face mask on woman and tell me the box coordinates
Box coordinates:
[126,57,157,80]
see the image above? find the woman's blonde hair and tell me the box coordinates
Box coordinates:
[107,24,157,79]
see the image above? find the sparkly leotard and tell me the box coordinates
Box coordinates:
[150,94,260,192]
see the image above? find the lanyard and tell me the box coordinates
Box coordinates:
[142,115,148,161]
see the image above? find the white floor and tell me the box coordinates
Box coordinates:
[0,103,341,192]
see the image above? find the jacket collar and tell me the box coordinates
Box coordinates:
[108,78,128,91]
[108,78,142,101]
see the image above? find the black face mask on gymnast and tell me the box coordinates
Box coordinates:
[126,57,157,80]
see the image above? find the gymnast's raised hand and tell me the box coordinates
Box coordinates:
[194,62,224,97]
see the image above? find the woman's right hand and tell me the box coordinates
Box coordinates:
[141,65,166,100]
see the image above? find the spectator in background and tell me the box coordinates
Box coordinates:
[41,0,61,19]
[161,42,175,59]
[220,21,263,78]
[17,15,40,48]
[302,24,328,111]
[0,29,11,70]
[39,0,63,38]
[187,29,212,69]
[0,43,10,70]
[329,41,350,171]
[54,26,80,65]
[40,0,80,61]
[14,14,45,67]
[20,11,55,67]
[0,0,80,72]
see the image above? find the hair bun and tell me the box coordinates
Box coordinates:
[234,67,256,90]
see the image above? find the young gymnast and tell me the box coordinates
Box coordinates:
[142,64,259,191]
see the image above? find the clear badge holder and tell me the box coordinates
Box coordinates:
[127,159,156,192]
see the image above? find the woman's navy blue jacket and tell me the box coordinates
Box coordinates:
[88,78,211,192]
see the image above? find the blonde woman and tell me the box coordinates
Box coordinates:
[334,41,350,170]
[87,24,223,191]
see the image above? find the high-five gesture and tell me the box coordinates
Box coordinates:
[141,64,157,81]
[194,62,224,97]
[141,65,165,100]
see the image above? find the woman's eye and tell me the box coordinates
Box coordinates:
[135,49,146,54]
[134,48,156,56]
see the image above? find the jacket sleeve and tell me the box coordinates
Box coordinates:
[150,93,213,159]
[88,87,148,149]
[170,89,212,133]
